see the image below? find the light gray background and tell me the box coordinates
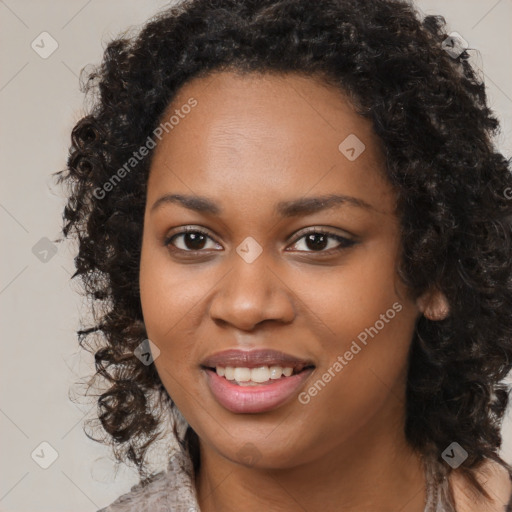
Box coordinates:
[1,1,511,511]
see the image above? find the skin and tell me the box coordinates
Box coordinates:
[139,70,448,512]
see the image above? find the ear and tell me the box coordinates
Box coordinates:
[416,288,450,321]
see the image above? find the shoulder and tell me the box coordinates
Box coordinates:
[96,471,172,512]
[450,459,512,512]
[95,449,199,512]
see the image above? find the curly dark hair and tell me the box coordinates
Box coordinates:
[53,0,512,504]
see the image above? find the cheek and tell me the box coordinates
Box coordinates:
[140,245,185,369]
[300,243,416,410]
[139,237,203,341]
[307,240,408,348]
[293,299,415,459]
[139,243,213,404]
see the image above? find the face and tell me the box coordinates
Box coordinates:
[139,70,423,469]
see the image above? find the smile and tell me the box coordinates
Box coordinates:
[202,365,315,413]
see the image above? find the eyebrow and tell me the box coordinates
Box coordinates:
[150,193,375,217]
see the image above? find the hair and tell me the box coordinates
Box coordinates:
[54,0,512,506]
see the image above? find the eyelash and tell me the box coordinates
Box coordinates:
[163,226,357,256]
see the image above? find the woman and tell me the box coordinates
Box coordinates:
[55,0,512,510]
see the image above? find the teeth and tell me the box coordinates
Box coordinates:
[269,366,283,379]
[233,367,251,382]
[251,366,271,382]
[215,365,296,384]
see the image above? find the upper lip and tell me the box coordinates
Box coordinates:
[201,349,315,372]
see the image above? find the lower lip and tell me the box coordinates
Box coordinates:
[203,368,314,414]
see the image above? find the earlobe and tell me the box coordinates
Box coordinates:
[416,288,450,321]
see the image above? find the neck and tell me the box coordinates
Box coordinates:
[194,395,427,512]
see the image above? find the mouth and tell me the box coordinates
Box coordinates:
[201,363,315,386]
[200,349,316,413]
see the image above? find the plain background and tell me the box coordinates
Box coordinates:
[1,1,511,510]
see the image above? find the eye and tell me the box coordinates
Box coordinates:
[164,226,357,255]
[287,228,357,254]
[164,227,221,253]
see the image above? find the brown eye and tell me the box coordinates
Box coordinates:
[288,230,356,254]
[164,228,221,252]
[304,233,329,251]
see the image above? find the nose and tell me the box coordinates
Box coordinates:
[208,252,296,331]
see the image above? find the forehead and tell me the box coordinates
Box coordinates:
[147,70,396,217]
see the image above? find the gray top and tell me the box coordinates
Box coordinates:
[97,445,511,512]
[97,446,199,512]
